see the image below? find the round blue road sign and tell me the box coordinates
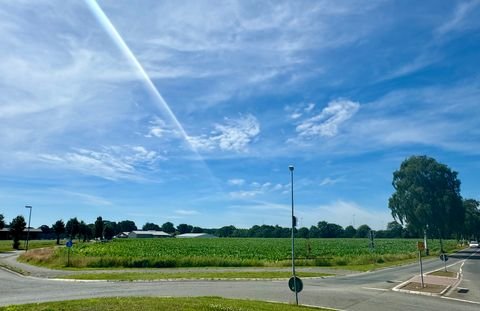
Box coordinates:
[66,240,73,248]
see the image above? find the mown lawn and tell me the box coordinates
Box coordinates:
[0,297,328,311]
[0,240,56,253]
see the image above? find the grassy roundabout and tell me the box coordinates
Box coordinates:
[0,297,329,311]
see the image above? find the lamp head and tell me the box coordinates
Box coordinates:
[288,165,294,171]
[25,205,32,209]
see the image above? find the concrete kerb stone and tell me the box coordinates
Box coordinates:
[393,268,460,297]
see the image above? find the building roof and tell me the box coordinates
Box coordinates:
[0,228,43,233]
[130,230,171,236]
[176,233,217,238]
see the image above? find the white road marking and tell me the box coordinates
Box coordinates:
[441,296,480,305]
[362,287,389,291]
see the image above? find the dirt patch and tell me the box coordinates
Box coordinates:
[401,282,446,294]
[427,270,456,278]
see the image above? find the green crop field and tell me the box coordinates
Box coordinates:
[20,238,460,269]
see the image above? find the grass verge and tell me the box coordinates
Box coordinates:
[0,296,329,311]
[58,271,332,281]
[0,240,57,253]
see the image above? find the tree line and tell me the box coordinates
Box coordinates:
[0,210,427,248]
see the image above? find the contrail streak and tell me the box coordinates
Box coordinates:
[85,0,197,154]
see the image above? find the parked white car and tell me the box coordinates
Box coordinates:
[469,241,479,248]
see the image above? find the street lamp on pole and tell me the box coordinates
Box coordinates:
[25,205,32,252]
[289,165,299,305]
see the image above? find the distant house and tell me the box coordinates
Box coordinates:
[114,232,130,239]
[128,230,172,238]
[176,233,217,238]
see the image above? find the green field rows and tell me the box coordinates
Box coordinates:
[20,238,460,269]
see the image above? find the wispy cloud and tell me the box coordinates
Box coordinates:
[435,0,480,36]
[228,180,288,199]
[99,1,381,109]
[307,200,391,229]
[295,99,360,139]
[319,177,342,187]
[39,146,164,181]
[228,179,245,186]
[53,189,113,206]
[175,209,200,216]
[188,114,260,153]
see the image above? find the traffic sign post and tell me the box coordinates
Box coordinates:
[417,241,425,288]
[440,253,448,272]
[66,240,73,267]
[288,276,303,293]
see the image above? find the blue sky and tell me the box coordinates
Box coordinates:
[1,0,479,230]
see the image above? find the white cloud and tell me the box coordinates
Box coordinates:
[435,0,480,36]
[39,146,164,181]
[53,190,112,206]
[307,200,391,229]
[319,177,341,186]
[296,99,360,138]
[188,114,260,153]
[175,209,200,216]
[228,179,245,186]
[229,190,262,199]
[98,1,381,109]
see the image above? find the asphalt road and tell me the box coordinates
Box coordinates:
[1,248,479,310]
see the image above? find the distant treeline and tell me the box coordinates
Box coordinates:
[1,212,420,242]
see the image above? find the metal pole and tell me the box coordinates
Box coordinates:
[419,250,424,288]
[289,165,298,305]
[424,228,429,256]
[25,206,32,252]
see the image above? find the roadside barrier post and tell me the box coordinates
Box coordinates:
[417,241,424,288]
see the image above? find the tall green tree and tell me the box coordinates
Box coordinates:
[142,222,161,231]
[355,224,371,238]
[386,221,404,238]
[10,215,26,249]
[388,156,464,249]
[0,214,4,230]
[343,225,356,238]
[94,216,104,239]
[117,220,137,233]
[104,223,115,240]
[191,226,203,233]
[65,217,80,240]
[52,220,65,245]
[177,223,193,234]
[79,221,91,242]
[463,199,480,241]
[318,221,344,238]
[161,222,175,234]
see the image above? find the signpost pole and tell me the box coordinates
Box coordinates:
[66,240,73,267]
[417,241,425,288]
[444,254,447,272]
[289,165,298,305]
[419,250,424,288]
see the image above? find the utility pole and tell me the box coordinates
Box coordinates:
[289,165,298,305]
[25,205,32,252]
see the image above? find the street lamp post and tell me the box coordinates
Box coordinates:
[25,205,32,252]
[289,165,299,305]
